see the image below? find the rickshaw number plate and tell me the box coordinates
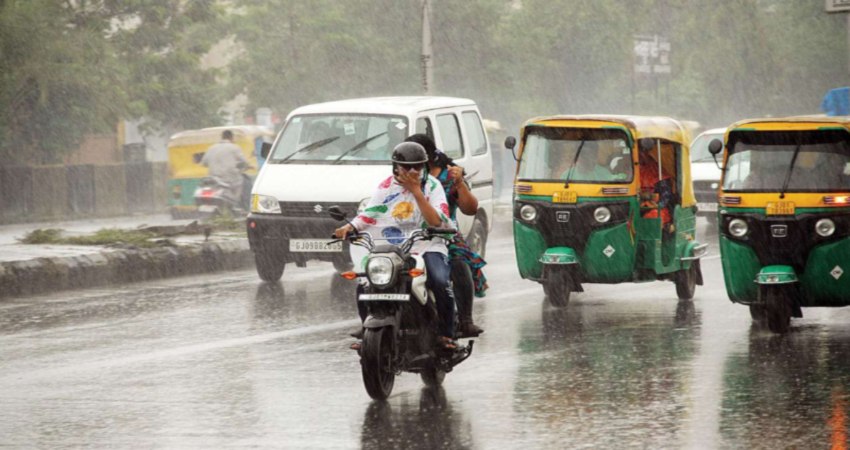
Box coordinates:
[697,202,717,213]
[552,191,578,203]
[766,201,795,215]
[289,239,343,252]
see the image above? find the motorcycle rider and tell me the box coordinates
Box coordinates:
[334,142,458,350]
[200,129,252,210]
[404,134,486,337]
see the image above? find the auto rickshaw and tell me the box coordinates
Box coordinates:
[708,116,850,333]
[167,125,273,218]
[504,115,707,307]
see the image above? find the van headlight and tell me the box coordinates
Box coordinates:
[367,257,396,287]
[728,218,748,237]
[251,194,281,214]
[519,204,537,222]
[594,206,611,223]
[816,218,835,237]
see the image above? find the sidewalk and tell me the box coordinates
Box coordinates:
[0,214,254,299]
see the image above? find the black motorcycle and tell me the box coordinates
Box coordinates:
[328,206,474,400]
[193,174,253,219]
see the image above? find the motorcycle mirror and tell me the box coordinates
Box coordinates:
[328,205,347,222]
[261,142,272,159]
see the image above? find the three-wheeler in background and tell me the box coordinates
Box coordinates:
[708,116,850,333]
[505,115,707,307]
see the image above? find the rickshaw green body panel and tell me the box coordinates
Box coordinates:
[718,236,762,303]
[168,178,202,208]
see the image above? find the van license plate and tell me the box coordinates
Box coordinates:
[359,294,409,301]
[289,239,343,252]
[697,202,717,213]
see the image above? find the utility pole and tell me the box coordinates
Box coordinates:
[421,0,434,95]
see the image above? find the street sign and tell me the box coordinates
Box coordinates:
[634,35,671,75]
[826,0,850,13]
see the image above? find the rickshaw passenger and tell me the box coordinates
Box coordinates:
[639,145,674,226]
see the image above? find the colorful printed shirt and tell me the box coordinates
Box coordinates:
[352,174,451,255]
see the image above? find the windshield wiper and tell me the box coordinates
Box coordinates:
[332,132,387,164]
[272,136,340,163]
[779,143,802,199]
[563,140,586,188]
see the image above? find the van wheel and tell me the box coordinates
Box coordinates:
[254,250,284,282]
[467,218,488,258]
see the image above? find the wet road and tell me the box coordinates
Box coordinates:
[2,218,850,448]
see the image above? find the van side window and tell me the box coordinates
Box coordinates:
[416,117,434,141]
[462,111,487,156]
[436,113,464,159]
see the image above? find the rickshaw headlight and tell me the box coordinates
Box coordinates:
[519,204,537,222]
[367,257,395,287]
[252,194,281,214]
[593,206,611,223]
[816,218,836,237]
[728,218,748,237]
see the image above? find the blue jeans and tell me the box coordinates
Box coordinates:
[423,252,456,339]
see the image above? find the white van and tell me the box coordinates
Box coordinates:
[690,127,725,223]
[246,96,495,281]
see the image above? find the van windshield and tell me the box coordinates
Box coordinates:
[517,127,633,184]
[268,114,409,164]
[723,130,850,192]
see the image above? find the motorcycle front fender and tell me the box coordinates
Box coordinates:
[363,314,398,329]
[539,247,579,265]
[755,265,798,285]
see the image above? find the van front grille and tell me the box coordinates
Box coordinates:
[278,201,360,218]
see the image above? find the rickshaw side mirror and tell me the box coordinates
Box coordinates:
[708,139,722,156]
[192,153,203,164]
[504,136,518,161]
[638,138,655,153]
[261,142,273,159]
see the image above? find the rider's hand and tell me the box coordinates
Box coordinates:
[396,169,422,194]
[334,224,354,239]
[447,166,464,183]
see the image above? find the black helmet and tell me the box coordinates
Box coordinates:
[391,142,428,165]
[404,134,437,162]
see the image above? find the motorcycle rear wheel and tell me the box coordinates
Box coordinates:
[362,327,395,400]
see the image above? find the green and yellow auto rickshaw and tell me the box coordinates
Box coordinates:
[505,115,707,307]
[708,116,850,333]
[167,125,273,218]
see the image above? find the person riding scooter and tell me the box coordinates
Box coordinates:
[200,129,253,211]
[334,142,458,350]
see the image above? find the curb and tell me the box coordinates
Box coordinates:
[0,239,254,299]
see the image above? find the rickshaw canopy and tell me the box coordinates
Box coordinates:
[168,125,273,179]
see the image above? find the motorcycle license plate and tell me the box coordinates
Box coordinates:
[289,239,342,252]
[359,293,410,301]
[198,205,217,213]
[697,202,717,213]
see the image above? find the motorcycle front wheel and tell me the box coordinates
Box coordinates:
[362,326,396,400]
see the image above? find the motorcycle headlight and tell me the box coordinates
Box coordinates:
[251,194,281,214]
[594,206,611,223]
[367,256,396,287]
[816,218,836,237]
[728,218,748,237]
[519,204,537,222]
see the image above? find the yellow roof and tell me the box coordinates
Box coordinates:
[727,115,850,132]
[168,125,273,147]
[522,114,690,143]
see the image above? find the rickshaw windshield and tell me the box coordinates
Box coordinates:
[268,114,409,164]
[723,130,850,192]
[518,127,633,184]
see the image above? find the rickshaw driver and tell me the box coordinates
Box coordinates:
[559,141,625,181]
[639,143,674,228]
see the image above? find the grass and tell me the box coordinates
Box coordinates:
[18,217,246,248]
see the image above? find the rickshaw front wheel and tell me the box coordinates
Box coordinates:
[763,286,791,334]
[748,304,766,322]
[675,264,697,300]
[543,271,571,308]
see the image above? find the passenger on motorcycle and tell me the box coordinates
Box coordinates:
[334,142,458,350]
[404,133,487,337]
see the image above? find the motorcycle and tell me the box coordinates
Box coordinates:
[193,174,252,219]
[327,206,474,400]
